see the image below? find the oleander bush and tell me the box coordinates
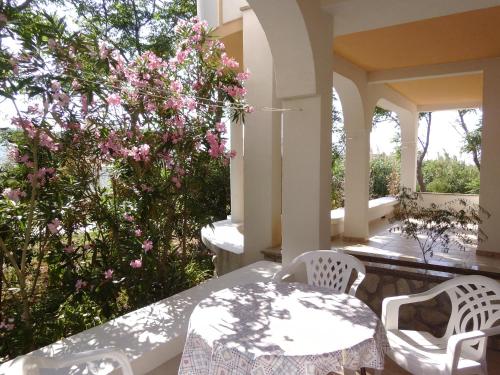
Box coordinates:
[0,4,250,361]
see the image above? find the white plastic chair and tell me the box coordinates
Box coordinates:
[5,348,133,375]
[273,250,366,296]
[382,275,500,375]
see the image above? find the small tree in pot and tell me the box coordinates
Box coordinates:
[390,188,489,263]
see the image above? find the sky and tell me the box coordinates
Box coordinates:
[370,109,481,165]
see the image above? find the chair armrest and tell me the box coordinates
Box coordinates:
[273,259,301,282]
[382,290,439,330]
[446,326,500,372]
[8,348,133,375]
[349,270,366,297]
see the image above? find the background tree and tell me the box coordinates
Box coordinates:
[64,0,196,57]
[456,109,481,171]
[331,90,345,208]
[417,112,432,192]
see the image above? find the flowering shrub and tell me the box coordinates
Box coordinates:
[0,14,249,360]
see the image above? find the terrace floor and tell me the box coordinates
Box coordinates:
[331,218,500,275]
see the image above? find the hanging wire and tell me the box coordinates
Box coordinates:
[54,66,303,113]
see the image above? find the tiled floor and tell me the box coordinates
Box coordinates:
[331,218,500,274]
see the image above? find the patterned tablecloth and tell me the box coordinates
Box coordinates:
[178,281,388,375]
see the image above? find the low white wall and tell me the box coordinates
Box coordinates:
[0,262,281,375]
[417,192,479,210]
[331,197,398,237]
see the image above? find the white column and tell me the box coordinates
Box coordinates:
[281,93,332,264]
[343,128,370,241]
[230,120,244,223]
[477,65,500,257]
[242,8,282,265]
[399,111,418,191]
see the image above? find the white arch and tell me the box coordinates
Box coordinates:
[246,0,316,99]
[333,72,367,133]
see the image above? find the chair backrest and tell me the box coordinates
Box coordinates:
[274,250,366,295]
[440,276,500,360]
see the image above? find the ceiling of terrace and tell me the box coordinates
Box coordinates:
[387,74,483,108]
[333,6,500,71]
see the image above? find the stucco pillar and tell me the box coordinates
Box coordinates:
[281,93,332,264]
[399,111,418,191]
[230,120,244,223]
[278,1,332,264]
[242,8,282,265]
[343,127,371,241]
[477,65,500,257]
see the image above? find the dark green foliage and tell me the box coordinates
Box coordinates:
[423,154,480,194]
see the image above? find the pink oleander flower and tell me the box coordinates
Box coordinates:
[0,319,14,331]
[170,80,182,93]
[130,259,142,269]
[221,52,239,69]
[39,132,59,152]
[171,176,181,189]
[81,95,88,114]
[129,144,150,162]
[124,213,134,222]
[142,240,153,253]
[72,79,81,90]
[99,43,110,59]
[75,279,87,292]
[64,245,75,254]
[215,122,226,133]
[134,229,142,237]
[104,269,114,280]
[106,93,121,106]
[3,188,26,202]
[237,70,251,82]
[48,218,62,234]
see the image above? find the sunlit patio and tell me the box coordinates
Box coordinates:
[3,0,500,374]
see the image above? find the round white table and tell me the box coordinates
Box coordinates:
[178,281,388,375]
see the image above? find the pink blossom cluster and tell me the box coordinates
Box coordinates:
[75,279,87,292]
[130,259,142,269]
[142,240,153,253]
[221,53,239,69]
[27,167,56,187]
[0,318,14,331]
[205,130,226,158]
[129,144,150,162]
[50,80,70,107]
[48,218,62,234]
[222,85,247,99]
[11,116,59,152]
[2,188,26,202]
[124,213,134,222]
[104,269,114,280]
